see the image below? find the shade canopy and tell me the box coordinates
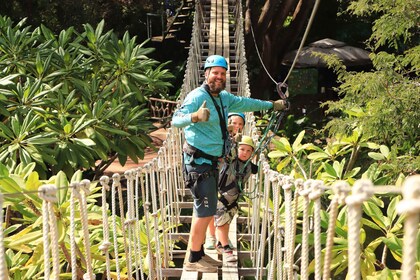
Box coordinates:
[282,38,371,68]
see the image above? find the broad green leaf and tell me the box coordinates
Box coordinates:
[25,172,41,192]
[276,157,291,172]
[267,150,288,158]
[381,234,403,263]
[323,162,338,177]
[55,171,69,205]
[379,145,390,158]
[363,201,386,230]
[307,151,329,161]
[368,152,386,161]
[387,196,401,223]
[292,130,305,151]
[0,177,21,193]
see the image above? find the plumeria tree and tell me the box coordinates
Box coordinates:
[0,16,174,180]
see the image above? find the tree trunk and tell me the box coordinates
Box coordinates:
[244,0,315,100]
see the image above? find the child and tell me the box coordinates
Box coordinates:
[215,136,258,261]
[204,112,246,250]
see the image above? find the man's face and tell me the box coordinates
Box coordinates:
[238,144,253,162]
[205,66,226,95]
[228,116,244,135]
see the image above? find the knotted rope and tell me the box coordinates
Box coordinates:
[397,175,420,280]
[282,175,294,280]
[299,180,313,280]
[78,180,95,280]
[124,170,135,279]
[322,181,350,280]
[38,184,60,280]
[111,174,122,280]
[308,180,325,280]
[345,179,374,280]
[99,176,112,280]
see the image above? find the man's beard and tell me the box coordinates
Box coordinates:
[208,80,225,94]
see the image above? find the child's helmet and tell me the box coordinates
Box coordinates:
[228,112,245,123]
[204,55,228,70]
[239,136,255,150]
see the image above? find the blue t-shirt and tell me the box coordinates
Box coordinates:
[172,86,272,164]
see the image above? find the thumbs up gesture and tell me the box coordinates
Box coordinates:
[191,100,210,123]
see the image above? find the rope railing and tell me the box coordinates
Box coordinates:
[1,1,419,280]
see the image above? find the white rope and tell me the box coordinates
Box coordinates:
[99,176,112,280]
[157,150,169,270]
[308,180,325,280]
[256,169,271,280]
[41,188,51,280]
[0,192,7,280]
[290,179,303,276]
[397,175,420,280]
[69,183,78,280]
[111,174,122,280]
[141,165,155,280]
[116,174,130,274]
[78,180,95,280]
[150,159,162,279]
[134,169,146,280]
[124,170,135,280]
[299,180,312,280]
[282,175,294,280]
[345,180,373,280]
[322,181,350,280]
[268,174,281,280]
[38,184,60,280]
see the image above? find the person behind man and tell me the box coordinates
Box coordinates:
[172,55,287,272]
[205,112,246,250]
[215,136,257,261]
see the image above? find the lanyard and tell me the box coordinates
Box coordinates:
[201,84,228,156]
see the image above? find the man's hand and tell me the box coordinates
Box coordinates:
[272,100,288,111]
[227,124,235,134]
[234,133,242,143]
[191,100,210,122]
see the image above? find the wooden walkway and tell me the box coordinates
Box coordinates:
[180,1,239,278]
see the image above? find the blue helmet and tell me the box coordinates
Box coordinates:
[204,55,228,70]
[228,112,245,123]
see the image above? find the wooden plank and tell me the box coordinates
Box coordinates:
[203,238,220,279]
[180,220,199,280]
[215,0,223,56]
[222,215,239,279]
[208,0,217,55]
[180,248,199,280]
[222,0,231,92]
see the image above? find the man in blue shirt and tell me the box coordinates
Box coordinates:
[172,55,287,272]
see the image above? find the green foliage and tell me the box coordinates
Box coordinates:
[0,16,175,180]
[266,128,418,277]
[318,0,419,175]
[0,163,176,278]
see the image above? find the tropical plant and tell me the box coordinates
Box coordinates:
[266,128,419,278]
[0,162,177,279]
[0,16,175,180]
[319,0,420,175]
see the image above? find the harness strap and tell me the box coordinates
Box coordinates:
[183,142,220,163]
[218,196,238,211]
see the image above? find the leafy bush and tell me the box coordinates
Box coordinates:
[0,16,175,180]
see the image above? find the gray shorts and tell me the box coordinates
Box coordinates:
[215,201,238,227]
[185,163,218,217]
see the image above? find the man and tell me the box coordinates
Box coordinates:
[172,55,286,272]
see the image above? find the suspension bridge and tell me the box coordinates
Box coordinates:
[0,0,419,279]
